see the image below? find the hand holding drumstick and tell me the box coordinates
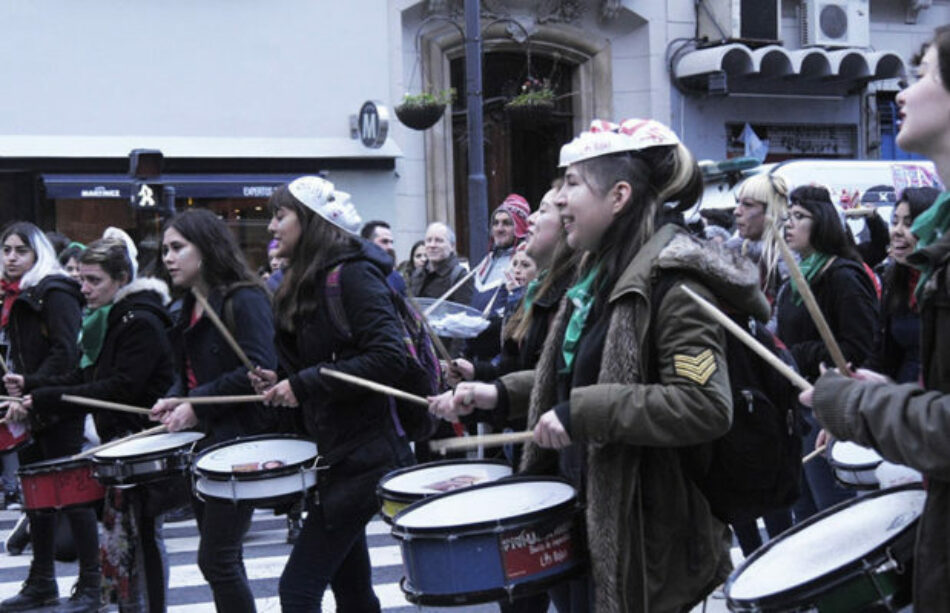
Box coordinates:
[249,367,298,407]
[149,398,198,432]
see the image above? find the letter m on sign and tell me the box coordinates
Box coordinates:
[361,112,378,143]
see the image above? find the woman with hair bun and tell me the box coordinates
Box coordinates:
[450,120,769,611]
[0,222,87,612]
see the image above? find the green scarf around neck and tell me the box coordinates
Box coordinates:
[790,252,831,306]
[909,190,950,298]
[560,266,599,373]
[79,305,114,369]
[521,270,547,317]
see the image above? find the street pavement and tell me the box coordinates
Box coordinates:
[0,507,736,612]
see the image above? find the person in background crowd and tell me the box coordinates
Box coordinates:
[398,240,426,285]
[699,207,736,235]
[0,222,88,613]
[360,220,406,295]
[150,209,278,613]
[410,222,471,307]
[865,186,940,383]
[250,176,413,612]
[265,238,286,292]
[775,185,879,519]
[465,195,531,362]
[44,232,70,260]
[802,28,950,611]
[435,119,764,612]
[8,237,176,612]
[506,243,538,301]
[57,243,85,283]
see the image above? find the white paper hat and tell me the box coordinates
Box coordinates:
[558,118,681,167]
[288,176,362,235]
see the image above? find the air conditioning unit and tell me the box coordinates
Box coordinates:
[698,0,781,46]
[801,0,870,48]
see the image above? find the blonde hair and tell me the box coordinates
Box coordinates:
[737,172,789,289]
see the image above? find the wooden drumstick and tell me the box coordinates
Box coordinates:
[775,234,851,376]
[802,443,828,464]
[73,424,168,460]
[679,285,813,392]
[319,368,429,407]
[0,395,23,403]
[0,353,9,375]
[429,430,534,453]
[167,395,265,405]
[191,287,256,373]
[61,395,153,416]
[422,267,479,317]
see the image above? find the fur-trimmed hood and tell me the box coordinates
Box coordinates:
[111,276,173,329]
[113,276,171,306]
[611,224,770,323]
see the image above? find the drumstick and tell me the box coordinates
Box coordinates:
[73,424,168,460]
[802,443,828,464]
[0,395,23,403]
[423,267,479,317]
[167,395,265,405]
[0,353,8,375]
[481,285,502,318]
[319,368,428,407]
[679,285,813,392]
[191,287,256,373]
[430,430,534,453]
[775,234,852,376]
[61,395,152,416]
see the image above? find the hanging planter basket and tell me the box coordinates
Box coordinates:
[395,102,446,131]
[504,99,555,126]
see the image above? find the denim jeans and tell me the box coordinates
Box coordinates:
[1,450,18,497]
[193,498,256,613]
[279,498,379,613]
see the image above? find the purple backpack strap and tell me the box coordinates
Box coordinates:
[324,264,351,338]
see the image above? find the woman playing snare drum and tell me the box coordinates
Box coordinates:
[251,177,413,612]
[9,237,176,612]
[150,209,278,613]
[0,222,89,613]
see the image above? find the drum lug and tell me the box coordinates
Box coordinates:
[877,547,902,575]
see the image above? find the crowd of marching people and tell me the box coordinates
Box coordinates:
[0,25,949,613]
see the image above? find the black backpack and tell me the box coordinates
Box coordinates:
[651,274,803,524]
[325,263,441,442]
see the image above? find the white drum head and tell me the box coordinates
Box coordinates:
[831,441,883,467]
[383,462,512,495]
[729,489,925,600]
[95,431,205,459]
[196,438,317,474]
[394,480,575,529]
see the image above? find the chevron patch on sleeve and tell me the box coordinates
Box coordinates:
[673,348,717,385]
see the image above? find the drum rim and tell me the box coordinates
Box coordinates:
[192,433,318,482]
[725,483,924,607]
[91,431,205,464]
[391,475,577,536]
[17,455,92,474]
[377,458,513,502]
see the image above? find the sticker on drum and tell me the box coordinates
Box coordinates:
[726,485,925,612]
[94,431,205,458]
[192,435,318,506]
[377,459,512,523]
[391,477,584,605]
[829,441,883,488]
[0,420,30,453]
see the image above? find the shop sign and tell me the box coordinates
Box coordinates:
[243,186,276,197]
[358,101,389,149]
[81,186,121,198]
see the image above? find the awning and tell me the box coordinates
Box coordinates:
[42,173,302,199]
[674,44,906,97]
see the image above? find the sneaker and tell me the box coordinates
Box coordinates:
[4,515,29,556]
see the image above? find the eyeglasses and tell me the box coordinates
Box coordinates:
[781,211,813,224]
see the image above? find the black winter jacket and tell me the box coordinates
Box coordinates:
[168,283,277,448]
[277,242,412,524]
[6,274,82,378]
[409,253,472,304]
[776,256,879,381]
[26,278,175,443]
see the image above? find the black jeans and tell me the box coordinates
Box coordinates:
[279,498,379,613]
[193,497,255,613]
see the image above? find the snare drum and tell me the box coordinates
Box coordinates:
[725,484,924,612]
[829,440,883,489]
[192,434,318,506]
[92,431,205,485]
[0,420,30,453]
[391,477,584,605]
[18,456,106,511]
[377,459,512,523]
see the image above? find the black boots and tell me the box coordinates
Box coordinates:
[55,580,102,613]
[0,569,58,612]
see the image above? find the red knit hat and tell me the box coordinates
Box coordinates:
[494,193,531,240]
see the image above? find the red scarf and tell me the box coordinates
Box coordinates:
[0,279,21,329]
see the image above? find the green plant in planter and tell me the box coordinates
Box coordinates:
[395,88,456,130]
[397,88,456,109]
[506,77,555,107]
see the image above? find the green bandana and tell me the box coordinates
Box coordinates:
[561,266,599,372]
[910,190,950,298]
[79,305,114,369]
[790,252,831,306]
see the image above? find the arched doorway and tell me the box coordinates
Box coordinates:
[449,51,573,256]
